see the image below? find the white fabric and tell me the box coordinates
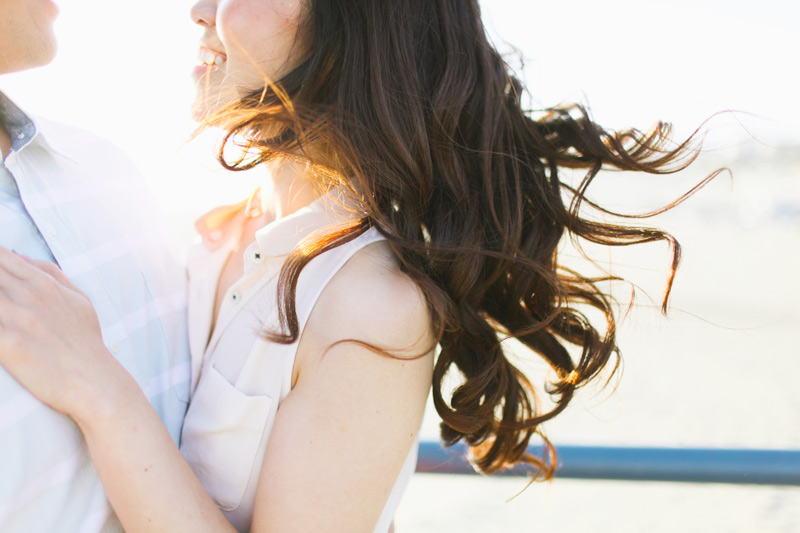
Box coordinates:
[0,94,191,533]
[181,193,417,532]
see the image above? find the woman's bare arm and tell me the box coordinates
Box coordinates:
[250,241,434,533]
[77,374,237,532]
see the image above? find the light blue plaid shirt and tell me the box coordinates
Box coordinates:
[0,92,191,532]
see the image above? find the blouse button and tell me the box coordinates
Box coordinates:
[231,290,242,303]
[251,249,265,264]
[108,338,120,355]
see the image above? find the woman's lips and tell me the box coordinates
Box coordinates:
[197,47,227,68]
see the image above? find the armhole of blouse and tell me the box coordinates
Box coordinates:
[281,227,387,397]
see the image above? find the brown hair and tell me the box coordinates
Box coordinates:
[207,0,716,478]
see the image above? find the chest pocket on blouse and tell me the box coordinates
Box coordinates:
[180,365,273,512]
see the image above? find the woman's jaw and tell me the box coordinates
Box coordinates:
[191,44,232,120]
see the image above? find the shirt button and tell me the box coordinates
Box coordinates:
[251,249,264,264]
[231,290,241,303]
[108,339,120,354]
[42,223,57,239]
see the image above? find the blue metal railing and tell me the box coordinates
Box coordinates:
[416,441,800,486]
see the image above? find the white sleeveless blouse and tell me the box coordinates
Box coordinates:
[180,194,417,532]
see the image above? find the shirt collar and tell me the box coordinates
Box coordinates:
[254,191,359,259]
[194,188,361,259]
[0,91,72,162]
[194,198,251,252]
[0,91,38,157]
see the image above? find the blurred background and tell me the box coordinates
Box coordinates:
[3,0,799,530]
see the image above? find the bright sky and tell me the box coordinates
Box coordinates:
[2,0,798,222]
[480,0,799,142]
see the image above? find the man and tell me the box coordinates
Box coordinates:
[0,0,191,531]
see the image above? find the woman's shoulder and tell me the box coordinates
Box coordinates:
[318,239,432,350]
[295,239,435,384]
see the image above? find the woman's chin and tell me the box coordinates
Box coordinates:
[191,87,242,124]
[190,100,212,123]
[191,95,225,124]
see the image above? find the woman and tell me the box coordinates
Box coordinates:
[0,0,711,531]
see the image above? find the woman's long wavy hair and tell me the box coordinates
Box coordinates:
[207,0,715,478]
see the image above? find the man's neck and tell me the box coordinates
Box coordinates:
[0,122,11,161]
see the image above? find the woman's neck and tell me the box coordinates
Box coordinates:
[265,159,319,219]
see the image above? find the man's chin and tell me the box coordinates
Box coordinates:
[0,61,51,77]
[37,44,58,69]
[0,40,58,75]
[27,26,59,69]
